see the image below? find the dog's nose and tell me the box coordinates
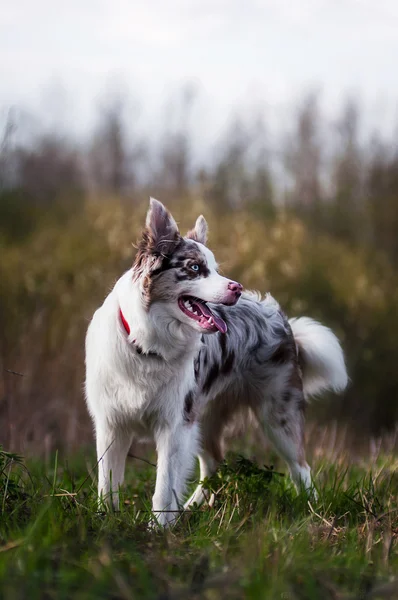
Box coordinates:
[228,281,243,293]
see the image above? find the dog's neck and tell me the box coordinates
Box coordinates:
[116,270,201,361]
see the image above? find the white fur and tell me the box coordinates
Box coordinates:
[85,238,238,525]
[85,270,201,526]
[289,317,348,397]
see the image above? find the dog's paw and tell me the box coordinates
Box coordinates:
[147,511,170,531]
[148,509,183,531]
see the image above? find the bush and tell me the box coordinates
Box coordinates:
[0,196,397,454]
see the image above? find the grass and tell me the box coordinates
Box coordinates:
[1,446,398,600]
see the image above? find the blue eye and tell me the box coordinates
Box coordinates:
[190,264,200,272]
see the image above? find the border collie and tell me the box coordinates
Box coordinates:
[85,198,347,526]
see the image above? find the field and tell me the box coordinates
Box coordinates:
[1,445,398,599]
[1,195,398,599]
[2,54,398,600]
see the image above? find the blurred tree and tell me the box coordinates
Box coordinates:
[328,99,364,244]
[209,117,251,209]
[366,137,398,264]
[89,91,145,195]
[0,108,17,190]
[284,93,323,223]
[16,134,83,205]
[247,116,275,218]
[208,114,274,214]
[157,83,197,193]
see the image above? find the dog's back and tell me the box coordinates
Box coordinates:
[185,291,347,508]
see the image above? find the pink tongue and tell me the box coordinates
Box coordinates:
[212,314,227,334]
[193,300,227,334]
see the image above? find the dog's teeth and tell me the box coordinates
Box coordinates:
[208,317,214,325]
[184,300,194,312]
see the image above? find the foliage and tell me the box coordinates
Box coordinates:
[1,91,398,452]
[1,196,398,453]
[202,454,283,514]
[0,446,25,512]
[0,450,398,599]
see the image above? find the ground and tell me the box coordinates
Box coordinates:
[1,447,398,599]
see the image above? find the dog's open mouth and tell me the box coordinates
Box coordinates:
[178,296,227,333]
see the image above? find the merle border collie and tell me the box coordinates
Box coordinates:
[85,198,347,526]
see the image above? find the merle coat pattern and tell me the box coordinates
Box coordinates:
[85,198,348,525]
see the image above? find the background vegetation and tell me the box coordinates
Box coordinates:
[1,90,398,456]
[1,88,398,598]
[1,447,398,599]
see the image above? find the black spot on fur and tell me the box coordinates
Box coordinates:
[250,334,264,362]
[280,418,287,427]
[184,390,194,422]
[297,397,306,413]
[169,260,185,271]
[297,350,305,372]
[243,319,251,340]
[221,351,235,375]
[271,341,292,365]
[194,353,200,382]
[150,256,173,277]
[134,344,161,358]
[175,272,191,282]
[219,330,227,362]
[198,265,210,277]
[202,363,219,395]
[282,390,291,403]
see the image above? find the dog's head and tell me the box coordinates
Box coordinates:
[132,198,242,334]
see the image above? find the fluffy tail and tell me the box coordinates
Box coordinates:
[289,317,348,398]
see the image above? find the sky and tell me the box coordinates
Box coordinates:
[1,0,398,149]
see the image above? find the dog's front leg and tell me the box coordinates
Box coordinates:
[152,424,197,527]
[96,422,133,511]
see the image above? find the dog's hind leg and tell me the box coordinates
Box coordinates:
[184,450,219,509]
[96,423,133,511]
[253,384,313,494]
[184,405,225,510]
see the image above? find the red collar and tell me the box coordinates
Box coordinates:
[119,308,130,335]
[119,308,161,358]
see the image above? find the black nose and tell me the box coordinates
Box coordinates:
[228,281,243,293]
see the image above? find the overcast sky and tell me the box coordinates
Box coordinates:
[1,0,398,147]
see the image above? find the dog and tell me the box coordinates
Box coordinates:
[85,198,348,525]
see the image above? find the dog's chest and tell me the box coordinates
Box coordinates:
[110,353,195,428]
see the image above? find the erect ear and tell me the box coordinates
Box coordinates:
[186,215,208,245]
[145,197,180,255]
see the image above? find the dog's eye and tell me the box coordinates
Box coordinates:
[190,264,200,272]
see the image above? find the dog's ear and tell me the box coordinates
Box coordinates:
[145,197,180,255]
[186,215,208,245]
[133,199,181,293]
